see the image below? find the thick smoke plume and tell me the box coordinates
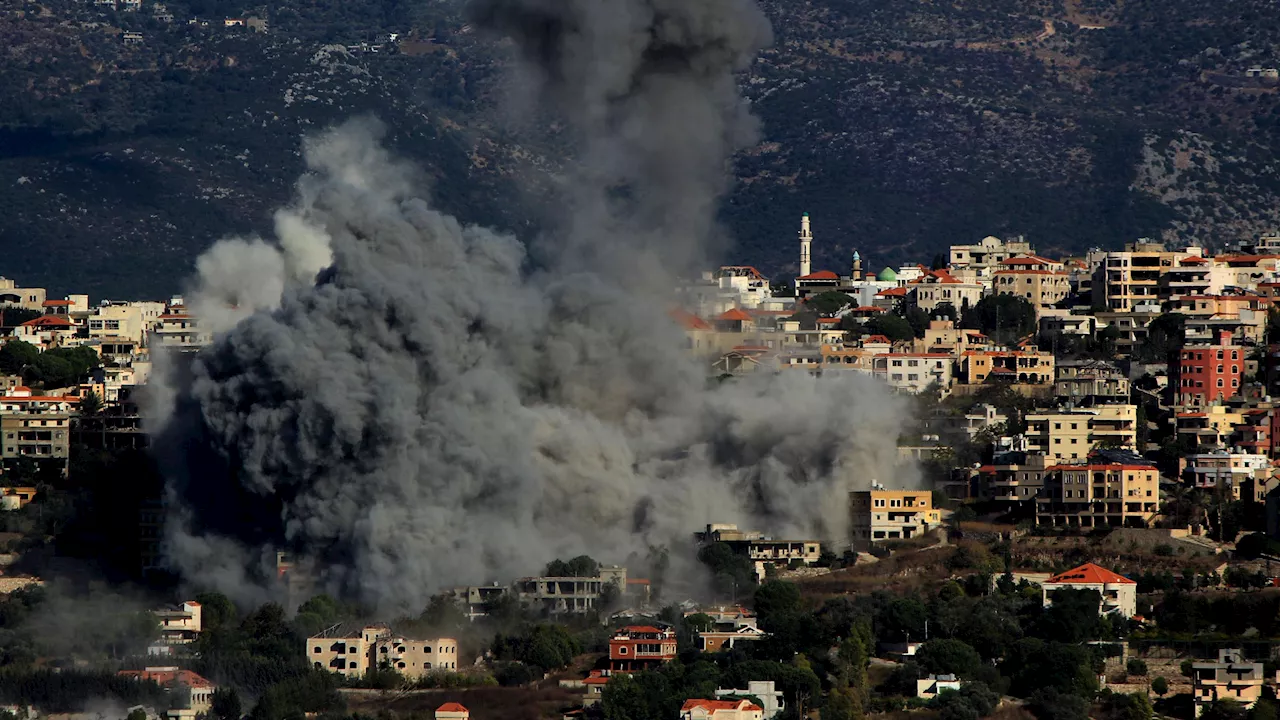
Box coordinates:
[156,0,921,611]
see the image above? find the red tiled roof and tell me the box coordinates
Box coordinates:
[913,269,962,284]
[817,318,841,324]
[669,308,711,331]
[436,703,468,712]
[1046,464,1154,472]
[41,300,72,306]
[995,269,1067,276]
[626,578,650,585]
[716,308,753,322]
[1044,563,1136,585]
[623,625,663,633]
[20,316,74,328]
[719,265,766,280]
[681,699,764,712]
[877,287,908,297]
[118,669,213,688]
[797,270,839,281]
[1180,256,1209,265]
[1001,255,1057,267]
[864,335,892,344]
[851,306,884,312]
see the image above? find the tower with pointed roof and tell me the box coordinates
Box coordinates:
[799,213,812,279]
[851,250,862,281]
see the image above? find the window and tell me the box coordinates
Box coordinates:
[1071,423,1078,430]
[619,647,628,655]
[1217,365,1223,373]
[314,646,321,654]
[874,499,885,507]
[349,661,358,669]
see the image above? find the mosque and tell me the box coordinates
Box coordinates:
[791,213,918,305]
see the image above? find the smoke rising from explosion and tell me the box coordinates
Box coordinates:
[156,0,922,611]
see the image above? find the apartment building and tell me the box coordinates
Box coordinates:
[1041,563,1137,618]
[1035,463,1160,528]
[514,565,628,614]
[1054,360,1130,406]
[0,387,77,467]
[993,266,1069,311]
[1176,332,1244,408]
[1025,405,1137,464]
[307,625,458,679]
[949,235,1033,277]
[849,488,941,548]
[873,353,954,394]
[13,315,79,349]
[1157,255,1231,301]
[909,270,985,313]
[88,303,153,346]
[1192,649,1275,718]
[960,350,1054,385]
[608,625,677,672]
[974,452,1047,504]
[1181,451,1275,502]
[911,320,996,355]
[150,306,211,351]
[1092,241,1193,312]
[1175,406,1246,451]
[694,524,821,580]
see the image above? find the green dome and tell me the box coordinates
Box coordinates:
[876,267,897,282]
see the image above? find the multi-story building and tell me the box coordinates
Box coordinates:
[1041,563,1137,618]
[908,270,985,314]
[974,452,1048,505]
[1181,451,1275,503]
[948,235,1033,278]
[0,387,77,468]
[911,320,996,356]
[1175,406,1246,452]
[690,606,766,653]
[609,625,677,672]
[1192,649,1275,718]
[1157,255,1231,301]
[1035,463,1160,528]
[1025,405,1137,464]
[1054,360,1130,406]
[680,699,765,720]
[873,353,954,394]
[1092,241,1194,312]
[849,488,941,548]
[993,257,1070,311]
[13,315,79,349]
[307,625,458,679]
[150,304,211,351]
[694,524,821,580]
[152,601,202,651]
[959,350,1054,385]
[1176,332,1244,408]
[715,681,784,720]
[88,304,153,346]
[514,565,629,615]
[0,278,47,311]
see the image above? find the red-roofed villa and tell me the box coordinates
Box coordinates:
[680,698,765,720]
[1042,563,1137,618]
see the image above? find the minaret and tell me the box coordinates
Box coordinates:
[799,213,813,278]
[851,250,862,281]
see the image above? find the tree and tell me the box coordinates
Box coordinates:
[960,295,1037,345]
[0,340,39,376]
[1251,698,1277,720]
[863,313,915,342]
[1126,657,1148,677]
[933,303,958,321]
[127,710,146,720]
[545,555,599,578]
[1201,700,1249,720]
[1150,676,1168,697]
[1029,687,1091,720]
[752,581,801,623]
[211,687,242,720]
[697,543,755,600]
[1135,313,1186,363]
[1034,588,1103,643]
[807,291,855,317]
[420,594,466,631]
[78,390,103,417]
[916,639,983,679]
[822,686,863,720]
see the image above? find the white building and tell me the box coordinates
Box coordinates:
[1041,563,1137,618]
[716,681,785,719]
[681,699,765,720]
[873,353,955,394]
[917,674,962,700]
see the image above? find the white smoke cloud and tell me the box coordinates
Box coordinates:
[153,0,923,612]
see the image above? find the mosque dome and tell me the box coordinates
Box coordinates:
[876,267,897,282]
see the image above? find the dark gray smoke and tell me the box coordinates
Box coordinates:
[155,0,921,611]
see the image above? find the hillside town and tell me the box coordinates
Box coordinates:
[4,220,1280,719]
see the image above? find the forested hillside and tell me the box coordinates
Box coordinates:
[0,0,1277,297]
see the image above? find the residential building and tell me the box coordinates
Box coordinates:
[435,703,470,720]
[1093,309,1162,357]
[608,625,677,672]
[582,671,610,706]
[1176,332,1244,408]
[716,681,785,719]
[1192,649,1274,718]
[929,402,1007,441]
[694,524,821,581]
[873,353,955,394]
[152,601,202,648]
[1041,563,1137,618]
[306,625,458,679]
[993,264,1069,312]
[117,668,214,720]
[13,315,79,349]
[960,350,1054,385]
[0,487,37,511]
[680,699,765,720]
[909,270,984,314]
[1038,309,1097,338]
[974,452,1047,504]
[150,303,211,351]
[1036,464,1160,528]
[711,267,774,309]
[0,278,47,311]
[693,608,765,652]
[1181,451,1275,503]
[1175,407,1246,452]
[88,304,152,346]
[849,487,941,548]
[911,320,996,356]
[1054,360,1130,405]
[1092,241,1194,312]
[0,387,77,467]
[447,584,510,621]
[1157,255,1231,301]
[917,674,963,700]
[1025,405,1137,464]
[949,235,1033,278]
[514,565,629,614]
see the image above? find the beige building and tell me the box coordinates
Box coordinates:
[849,488,941,548]
[949,235,1033,278]
[1092,241,1196,312]
[1054,360,1130,405]
[874,353,955,394]
[514,565,628,614]
[960,350,1054,385]
[0,387,77,466]
[909,270,985,314]
[695,524,821,580]
[118,668,214,720]
[1035,463,1160,528]
[0,278,46,311]
[993,268,1069,312]
[1192,650,1275,718]
[88,304,152,346]
[153,601,202,647]
[1181,451,1275,502]
[1025,405,1137,464]
[681,699,765,720]
[308,625,458,679]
